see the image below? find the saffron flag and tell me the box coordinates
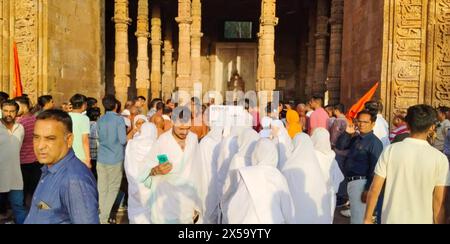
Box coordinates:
[13,41,23,97]
[346,82,380,122]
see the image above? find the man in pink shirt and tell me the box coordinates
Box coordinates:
[15,96,40,208]
[309,96,329,135]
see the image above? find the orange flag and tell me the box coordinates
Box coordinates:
[13,41,23,97]
[346,82,380,122]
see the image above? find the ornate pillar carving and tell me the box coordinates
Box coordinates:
[113,0,131,105]
[135,0,150,99]
[151,4,162,99]
[313,0,330,96]
[176,0,192,92]
[191,0,202,84]
[162,24,174,101]
[258,0,278,92]
[327,0,344,105]
[305,2,317,99]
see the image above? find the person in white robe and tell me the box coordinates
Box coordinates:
[271,119,293,170]
[140,107,202,224]
[124,123,157,224]
[282,133,333,224]
[311,128,344,220]
[259,116,272,138]
[222,138,295,224]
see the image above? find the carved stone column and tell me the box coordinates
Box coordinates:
[258,0,278,93]
[191,0,202,84]
[176,0,192,92]
[135,0,150,99]
[313,0,329,96]
[162,23,175,101]
[113,0,131,105]
[297,20,308,100]
[151,4,162,99]
[305,2,317,99]
[327,0,344,105]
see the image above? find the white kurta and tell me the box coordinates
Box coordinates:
[124,123,157,224]
[282,133,332,224]
[140,130,202,224]
[311,128,344,219]
[0,122,24,193]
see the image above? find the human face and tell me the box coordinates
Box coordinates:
[135,119,146,130]
[44,100,55,111]
[356,114,375,134]
[33,120,73,167]
[136,99,145,109]
[17,102,28,117]
[437,111,446,122]
[172,122,191,140]
[1,105,18,124]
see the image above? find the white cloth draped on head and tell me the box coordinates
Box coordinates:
[134,115,148,127]
[282,133,332,224]
[271,120,293,170]
[259,116,273,138]
[251,138,279,168]
[140,130,202,224]
[220,129,260,216]
[124,123,158,224]
[196,125,224,224]
[221,166,295,224]
[311,128,345,220]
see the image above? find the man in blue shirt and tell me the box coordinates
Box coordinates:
[97,95,127,224]
[25,110,99,224]
[336,110,383,224]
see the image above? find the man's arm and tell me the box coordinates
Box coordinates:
[433,186,447,224]
[365,140,384,191]
[82,134,91,168]
[118,118,128,145]
[364,174,386,224]
[63,178,100,224]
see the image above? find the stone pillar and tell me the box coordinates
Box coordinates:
[113,0,131,105]
[297,19,308,100]
[313,0,329,96]
[327,0,343,105]
[258,0,278,93]
[150,4,162,99]
[176,0,192,92]
[191,0,202,84]
[305,2,317,99]
[135,0,150,99]
[162,23,175,101]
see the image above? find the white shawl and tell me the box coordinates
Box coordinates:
[271,119,293,170]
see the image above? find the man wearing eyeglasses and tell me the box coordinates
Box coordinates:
[336,110,384,224]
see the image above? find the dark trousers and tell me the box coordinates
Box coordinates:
[20,162,42,206]
[335,154,348,202]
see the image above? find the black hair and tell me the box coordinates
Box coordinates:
[149,98,163,110]
[163,107,172,115]
[0,92,9,105]
[191,97,201,106]
[365,100,384,114]
[70,94,87,109]
[1,99,20,112]
[136,96,146,101]
[102,95,117,112]
[172,106,192,124]
[334,104,346,114]
[36,109,73,133]
[437,106,449,114]
[38,95,53,108]
[357,109,378,123]
[87,97,98,109]
[14,96,32,110]
[406,104,438,134]
[87,107,101,122]
[166,99,172,104]
[156,101,165,111]
[311,95,324,106]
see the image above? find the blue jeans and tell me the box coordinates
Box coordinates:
[348,179,367,224]
[335,154,348,201]
[0,191,28,224]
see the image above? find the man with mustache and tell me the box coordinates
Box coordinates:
[0,100,27,224]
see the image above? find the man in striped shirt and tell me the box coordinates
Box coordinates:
[389,112,410,143]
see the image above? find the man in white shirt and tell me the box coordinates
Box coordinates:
[434,106,450,152]
[0,100,27,224]
[365,101,390,149]
[364,104,450,224]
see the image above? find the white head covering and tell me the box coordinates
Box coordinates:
[221,166,295,224]
[311,128,344,218]
[271,120,293,170]
[259,117,273,138]
[134,114,148,127]
[124,123,158,223]
[251,139,278,167]
[282,133,332,224]
[121,109,131,117]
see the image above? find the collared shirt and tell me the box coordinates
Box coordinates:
[89,122,98,161]
[97,111,127,164]
[434,119,450,152]
[336,131,384,190]
[389,124,409,142]
[0,122,24,192]
[17,114,38,164]
[25,150,99,224]
[68,112,90,161]
[444,129,450,157]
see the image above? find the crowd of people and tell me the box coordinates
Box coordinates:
[0,90,449,224]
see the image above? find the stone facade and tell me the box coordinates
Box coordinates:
[1,0,449,122]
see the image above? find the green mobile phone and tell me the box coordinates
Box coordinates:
[157,154,169,165]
